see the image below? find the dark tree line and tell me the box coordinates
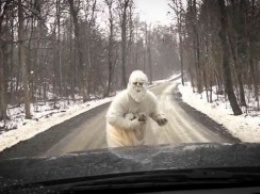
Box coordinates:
[170,0,260,115]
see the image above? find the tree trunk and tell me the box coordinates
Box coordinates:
[169,0,184,85]
[256,64,259,109]
[147,27,153,83]
[193,0,202,94]
[0,41,7,120]
[120,0,129,88]
[202,63,209,102]
[10,9,15,105]
[68,0,87,101]
[218,0,242,115]
[250,58,259,110]
[179,32,184,85]
[0,1,10,120]
[104,0,114,97]
[56,0,63,97]
[18,0,31,119]
[28,11,35,103]
[228,32,246,106]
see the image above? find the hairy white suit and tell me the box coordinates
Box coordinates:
[106,70,167,148]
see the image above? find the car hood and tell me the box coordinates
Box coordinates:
[0,143,260,184]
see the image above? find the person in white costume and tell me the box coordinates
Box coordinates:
[106,70,167,147]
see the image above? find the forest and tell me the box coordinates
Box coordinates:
[0,0,259,123]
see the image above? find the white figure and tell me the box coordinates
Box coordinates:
[106,70,167,148]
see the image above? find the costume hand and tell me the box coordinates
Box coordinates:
[156,114,167,126]
[137,113,147,123]
[130,117,146,129]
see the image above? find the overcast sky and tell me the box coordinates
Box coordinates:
[135,0,173,25]
[96,0,176,31]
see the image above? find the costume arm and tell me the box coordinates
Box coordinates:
[149,92,168,126]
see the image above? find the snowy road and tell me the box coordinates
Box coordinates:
[44,82,239,157]
[146,83,239,146]
[0,82,239,160]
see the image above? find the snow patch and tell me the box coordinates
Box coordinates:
[177,80,260,143]
[0,97,113,152]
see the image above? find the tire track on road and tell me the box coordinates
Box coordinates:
[150,83,240,145]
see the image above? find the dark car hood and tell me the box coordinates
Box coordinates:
[0,143,260,184]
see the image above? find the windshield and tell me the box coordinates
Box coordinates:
[0,0,260,188]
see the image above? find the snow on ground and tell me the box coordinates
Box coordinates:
[0,72,181,153]
[1,71,258,153]
[177,79,260,143]
[0,97,113,152]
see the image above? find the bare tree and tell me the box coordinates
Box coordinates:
[18,0,31,119]
[227,0,247,106]
[117,0,131,88]
[0,0,11,120]
[169,0,185,85]
[67,0,87,101]
[145,23,153,83]
[218,0,242,115]
[56,0,63,97]
[104,0,116,97]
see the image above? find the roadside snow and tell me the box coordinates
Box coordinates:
[177,80,260,143]
[2,72,258,153]
[0,97,113,152]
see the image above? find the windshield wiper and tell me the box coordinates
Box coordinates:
[7,167,260,193]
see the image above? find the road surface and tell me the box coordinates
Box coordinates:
[0,82,240,160]
[42,83,240,156]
